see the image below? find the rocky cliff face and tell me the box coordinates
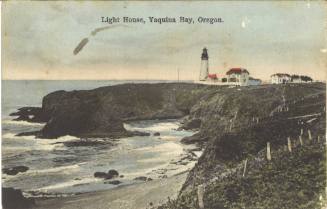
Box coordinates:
[157,82,326,209]
[14,83,209,138]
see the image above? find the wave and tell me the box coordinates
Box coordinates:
[2,120,45,127]
[27,164,81,175]
[3,133,78,142]
[36,177,101,191]
[2,133,79,151]
[134,141,183,153]
[124,121,180,132]
[2,133,35,140]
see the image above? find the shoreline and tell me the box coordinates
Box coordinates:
[32,171,188,209]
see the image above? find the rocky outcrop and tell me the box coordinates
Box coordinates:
[10,107,48,123]
[13,83,207,139]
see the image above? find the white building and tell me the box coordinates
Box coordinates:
[226,68,250,86]
[199,48,209,81]
[271,73,291,84]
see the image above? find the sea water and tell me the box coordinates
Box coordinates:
[2,80,197,196]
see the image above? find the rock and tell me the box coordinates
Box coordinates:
[3,166,29,176]
[153,132,160,136]
[94,172,108,179]
[181,133,207,145]
[132,131,151,136]
[182,119,202,130]
[120,175,124,178]
[10,107,48,123]
[107,169,119,178]
[2,187,35,209]
[94,170,119,179]
[134,176,153,181]
[104,180,122,185]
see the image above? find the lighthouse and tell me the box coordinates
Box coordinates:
[199,48,209,81]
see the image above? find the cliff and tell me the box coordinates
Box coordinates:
[14,83,209,138]
[157,82,326,209]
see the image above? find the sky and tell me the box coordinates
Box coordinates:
[2,1,327,81]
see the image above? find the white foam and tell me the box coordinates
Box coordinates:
[2,133,35,140]
[124,121,180,133]
[2,133,78,151]
[2,120,45,126]
[36,177,101,191]
[135,142,183,154]
[28,164,81,175]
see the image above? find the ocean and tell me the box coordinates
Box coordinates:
[1,80,198,196]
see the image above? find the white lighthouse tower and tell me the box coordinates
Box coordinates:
[199,47,209,81]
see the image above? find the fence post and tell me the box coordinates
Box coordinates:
[197,185,205,209]
[299,135,303,146]
[287,137,292,152]
[300,128,303,135]
[308,130,312,140]
[267,142,271,161]
[256,118,259,124]
[318,135,320,143]
[243,159,248,177]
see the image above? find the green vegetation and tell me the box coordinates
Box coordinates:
[158,83,326,209]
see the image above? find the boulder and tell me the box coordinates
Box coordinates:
[94,170,120,179]
[153,132,160,136]
[132,131,151,136]
[94,172,108,178]
[108,169,119,177]
[3,166,29,176]
[134,176,153,181]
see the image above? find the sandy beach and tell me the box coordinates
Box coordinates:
[33,172,187,209]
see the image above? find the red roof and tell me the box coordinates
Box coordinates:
[226,68,249,75]
[208,74,217,79]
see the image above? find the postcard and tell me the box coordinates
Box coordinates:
[1,1,326,209]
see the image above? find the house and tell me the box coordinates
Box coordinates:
[248,77,262,86]
[271,73,291,84]
[226,68,249,86]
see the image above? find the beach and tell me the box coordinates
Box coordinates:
[34,172,187,209]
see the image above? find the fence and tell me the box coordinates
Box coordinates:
[196,129,325,209]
